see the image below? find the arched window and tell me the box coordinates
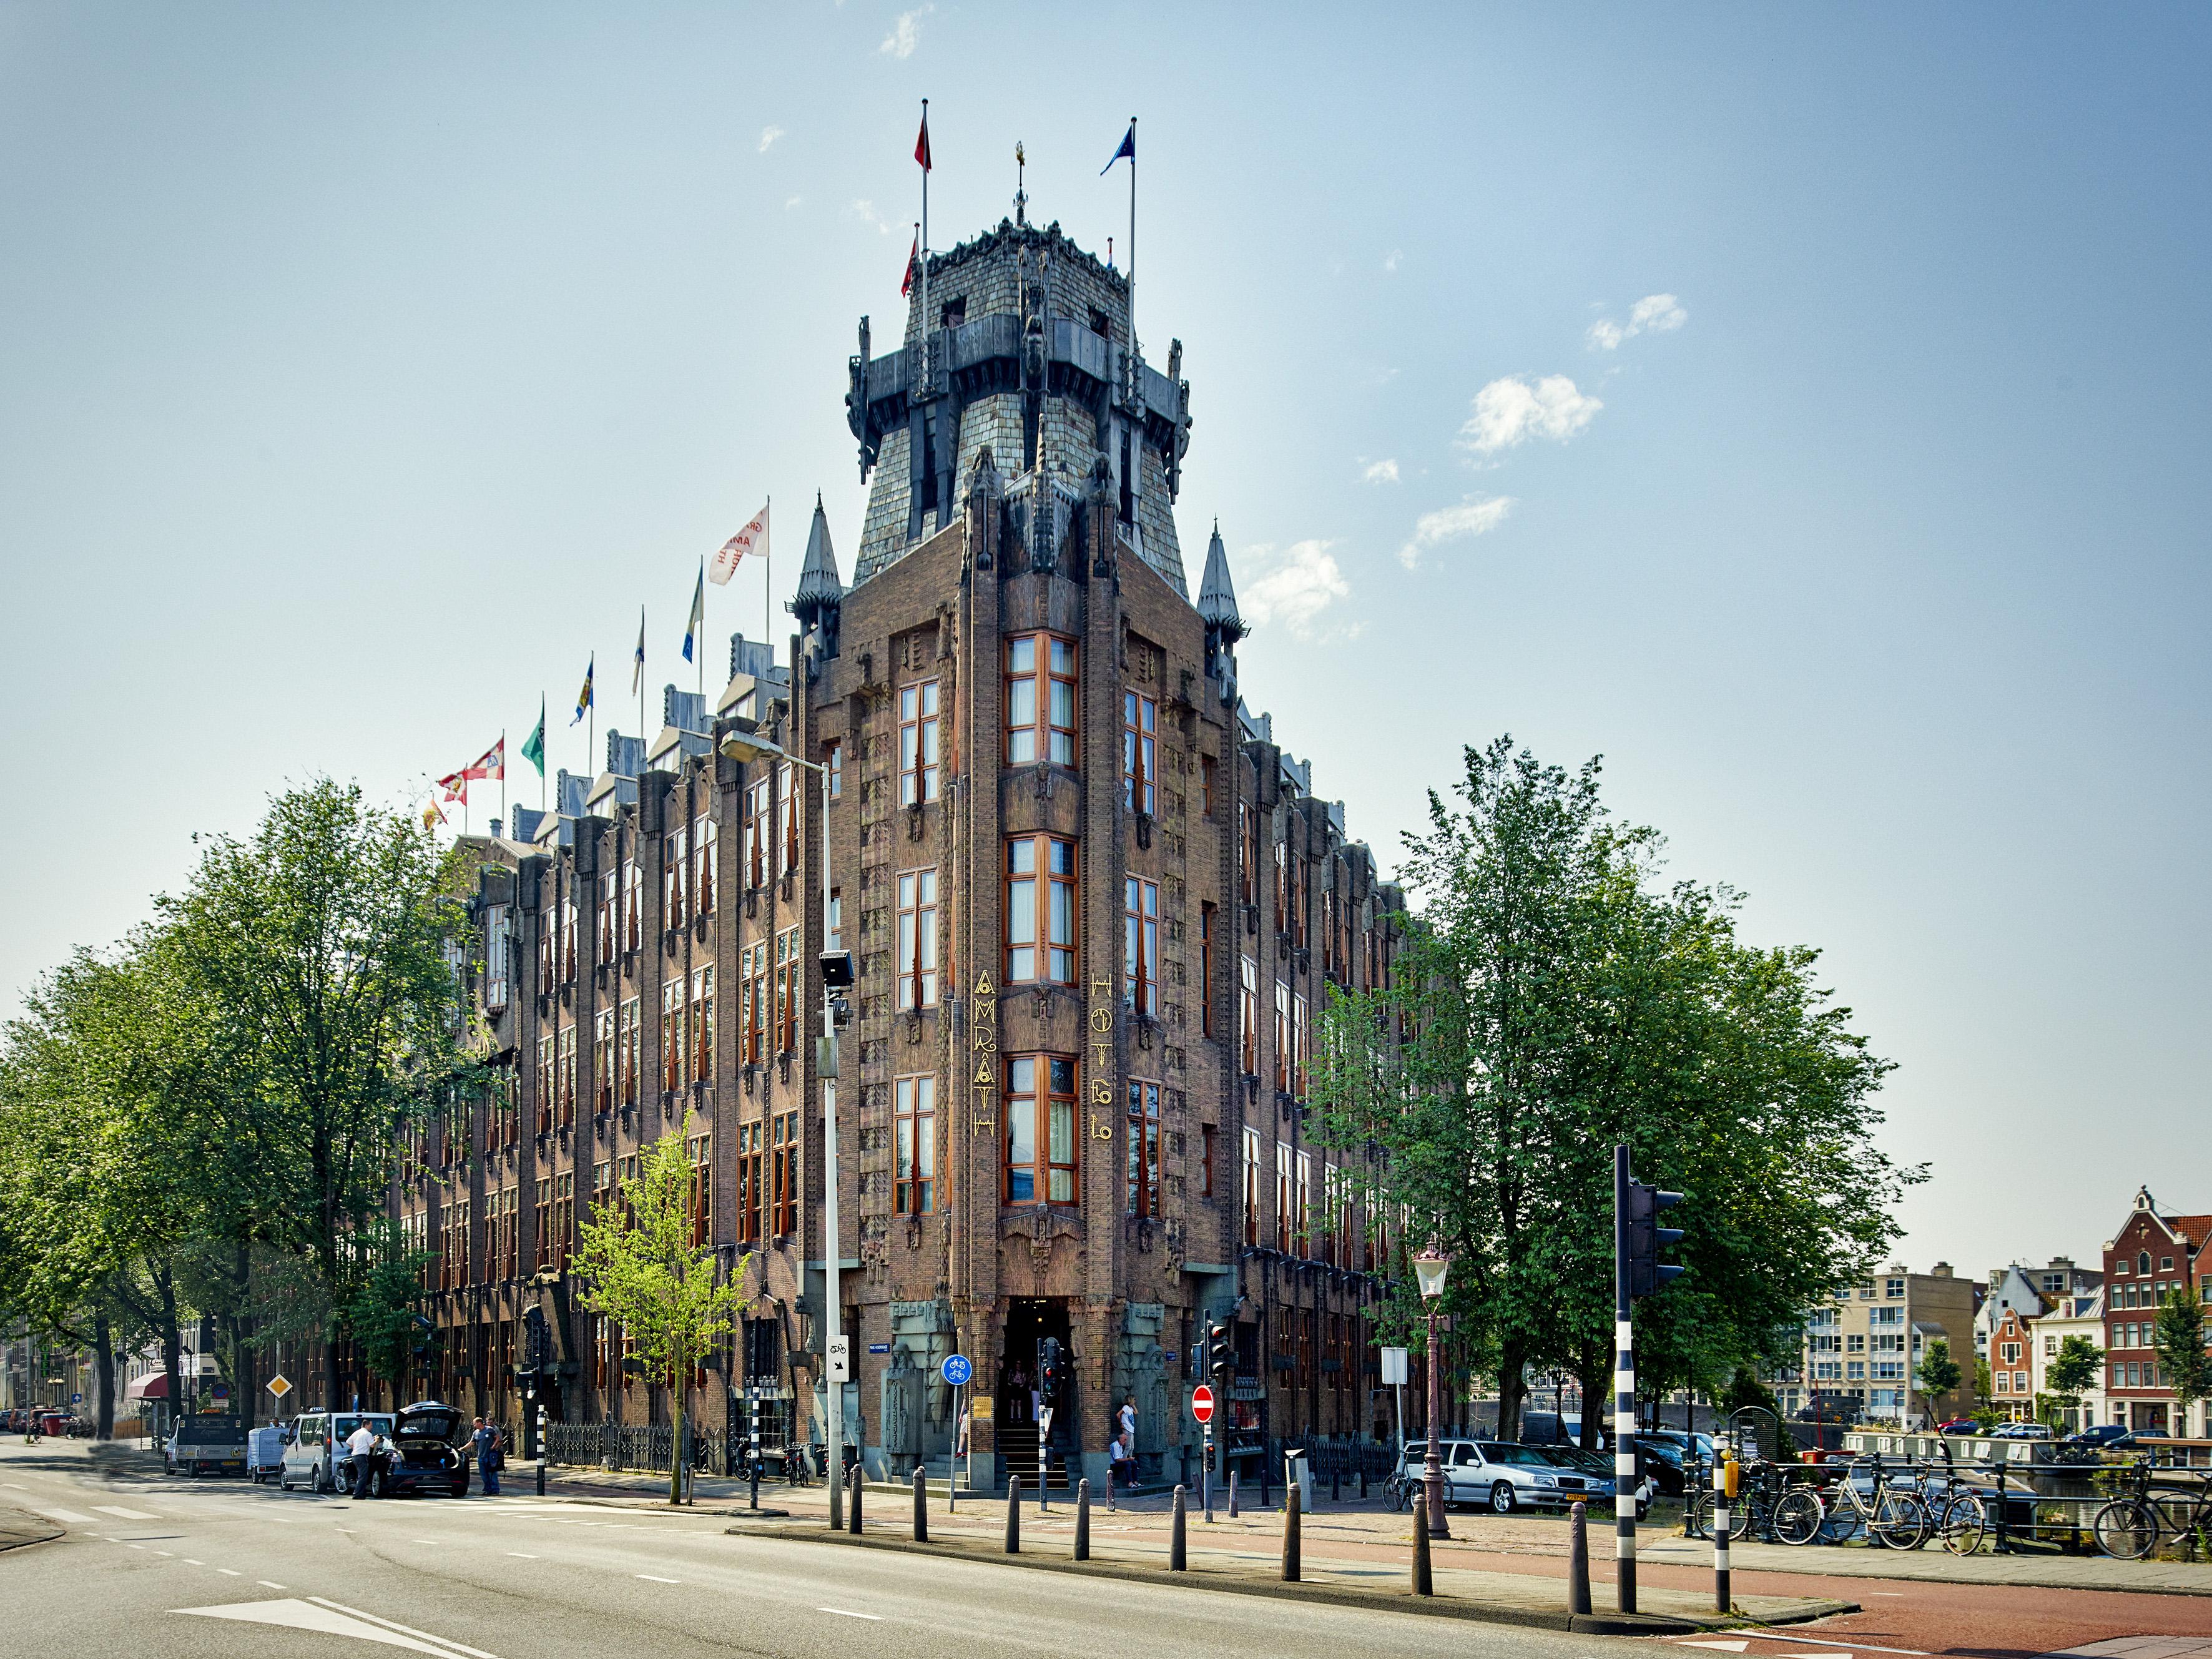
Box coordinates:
[2138,1251,2152,1276]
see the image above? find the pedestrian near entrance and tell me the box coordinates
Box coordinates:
[470,1416,503,1496]
[1118,1394,1137,1452]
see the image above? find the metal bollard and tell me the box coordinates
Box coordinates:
[1713,1466,1731,1613]
[1106,1465,1116,1511]
[1229,1469,1239,1518]
[1282,1482,1302,1582]
[913,1464,928,1542]
[1006,1474,1021,1553]
[1074,1477,1091,1560]
[1567,1500,1591,1616]
[1040,1447,1050,1512]
[847,1465,863,1534]
[1331,1462,1341,1505]
[828,1453,843,1531]
[1170,1484,1187,1570]
[536,1459,546,1497]
[1412,1499,1433,1596]
[749,1459,760,1510]
[1994,1466,2010,1553]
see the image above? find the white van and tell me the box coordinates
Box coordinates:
[278,1411,394,1494]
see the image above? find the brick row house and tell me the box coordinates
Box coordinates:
[2100,1187,2212,1437]
[388,208,1412,1489]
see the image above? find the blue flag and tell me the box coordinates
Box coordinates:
[571,655,594,725]
[682,563,705,664]
[1100,120,1134,174]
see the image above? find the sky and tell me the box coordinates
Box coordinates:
[2,4,2206,1277]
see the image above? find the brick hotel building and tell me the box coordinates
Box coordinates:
[394,205,1409,1490]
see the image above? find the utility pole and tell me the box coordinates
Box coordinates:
[1613,1144,1686,1616]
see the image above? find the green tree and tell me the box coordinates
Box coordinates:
[2152,1289,2212,1439]
[335,1216,435,1405]
[1972,1357,1998,1427]
[159,779,469,1411]
[2046,1334,2104,1430]
[574,1133,752,1504]
[1916,1338,1964,1419]
[1312,737,1912,1441]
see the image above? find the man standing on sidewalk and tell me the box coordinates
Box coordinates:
[1118,1395,1138,1479]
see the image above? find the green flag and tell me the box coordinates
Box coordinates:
[521,698,546,777]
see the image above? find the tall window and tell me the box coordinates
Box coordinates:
[825,739,843,799]
[693,814,717,917]
[1277,1142,1295,1253]
[1005,1055,1077,1204]
[1126,1080,1161,1218]
[558,1025,577,1124]
[1242,1128,1262,1246]
[1200,1123,1216,1199]
[1123,691,1156,814]
[1294,1149,1312,1256]
[1273,829,1288,935]
[897,867,940,1009]
[661,978,684,1091]
[533,1179,551,1269]
[618,995,640,1105]
[560,895,577,983]
[1240,804,1257,906]
[1199,902,1216,1037]
[485,905,513,1008]
[827,886,843,952]
[1124,875,1158,1015]
[1239,955,1259,1075]
[552,1172,573,1271]
[1006,836,1076,984]
[498,1187,519,1280]
[665,824,687,922]
[740,940,767,1065]
[744,777,770,889]
[597,874,617,966]
[1273,980,1291,1092]
[771,1110,799,1234]
[689,966,714,1082]
[899,679,940,804]
[536,1036,554,1135]
[894,1075,936,1214]
[1201,754,1216,818]
[1292,990,1309,1096]
[1006,634,1077,766]
[777,762,797,879]
[622,858,641,952]
[736,1121,763,1243]
[686,1133,712,1248]
[774,926,799,1052]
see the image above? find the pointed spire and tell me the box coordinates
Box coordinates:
[1196,518,1245,640]
[792,493,845,626]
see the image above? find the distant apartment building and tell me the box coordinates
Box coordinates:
[2101,1187,2212,1437]
[2029,1286,2106,1434]
[1771,1262,1974,1427]
[1975,1256,2101,1364]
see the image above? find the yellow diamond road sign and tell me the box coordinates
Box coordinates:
[266,1373,292,1400]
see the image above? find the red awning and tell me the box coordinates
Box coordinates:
[126,1374,169,1401]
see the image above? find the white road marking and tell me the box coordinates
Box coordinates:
[1733,1634,1930,1657]
[174,1598,474,1657]
[154,1550,174,1557]
[94,1505,160,1520]
[127,1543,147,1550]
[308,1598,506,1659]
[635,1574,681,1583]
[505,1552,538,1558]
[259,1580,287,1589]
[219,1568,242,1576]
[1675,1645,1748,1653]
[32,1507,96,1524]
[818,1608,883,1621]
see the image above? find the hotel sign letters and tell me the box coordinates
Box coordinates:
[971,970,998,1133]
[1089,973,1115,1141]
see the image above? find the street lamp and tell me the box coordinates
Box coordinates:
[717,721,847,1517]
[1413,1246,1450,1540]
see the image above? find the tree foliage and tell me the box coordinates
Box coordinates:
[2152,1289,2212,1432]
[1915,1337,1964,1409]
[1312,737,1917,1437]
[574,1133,751,1504]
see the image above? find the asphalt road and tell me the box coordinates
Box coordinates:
[0,1441,1640,1659]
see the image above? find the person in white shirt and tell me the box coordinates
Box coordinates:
[341,1422,383,1498]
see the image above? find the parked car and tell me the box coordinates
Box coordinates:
[277,1410,395,1494]
[1535,1443,1653,1519]
[1936,1419,1980,1435]
[378,1402,470,1499]
[1623,1433,1716,1497]
[1395,1439,1597,1514]
[2063,1424,2131,1449]
[1988,1422,2052,1440]
[165,1414,247,1477]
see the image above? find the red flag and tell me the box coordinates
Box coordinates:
[914,111,931,172]
[902,230,919,297]
[463,736,505,783]
[436,769,469,804]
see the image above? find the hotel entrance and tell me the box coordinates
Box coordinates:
[998,1297,1073,1489]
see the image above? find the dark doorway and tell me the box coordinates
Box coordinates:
[998,1298,1074,1490]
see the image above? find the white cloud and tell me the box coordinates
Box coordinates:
[1457,375,1602,456]
[758,125,785,154]
[1361,459,1400,485]
[1242,540,1351,640]
[880,5,930,57]
[1397,496,1514,568]
[785,195,803,210]
[1383,249,1402,273]
[847,199,892,235]
[1588,292,1688,350]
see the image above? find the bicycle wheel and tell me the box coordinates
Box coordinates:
[1685,1490,1712,1538]
[1937,1493,1985,1555]
[2093,1498,2158,1560]
[1872,1492,1927,1550]
[1772,1487,1824,1545]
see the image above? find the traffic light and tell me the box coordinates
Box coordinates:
[1625,1175,1686,1299]
[1206,1319,1233,1386]
[1038,1337,1063,1394]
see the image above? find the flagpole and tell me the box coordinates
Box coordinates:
[541,695,548,814]
[1128,116,1138,362]
[638,605,647,752]
[764,495,773,661]
[919,99,930,396]
[697,560,705,710]
[500,732,507,828]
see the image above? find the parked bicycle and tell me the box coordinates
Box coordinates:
[2093,1455,2212,1561]
[1801,1453,1929,1548]
[1686,1455,1824,1546]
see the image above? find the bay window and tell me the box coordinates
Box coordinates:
[1124,875,1158,1014]
[895,1075,936,1214]
[1005,1055,1078,1204]
[1126,1080,1161,1218]
[1006,634,1078,766]
[899,679,941,804]
[897,868,940,1009]
[1123,691,1156,814]
[1006,837,1076,985]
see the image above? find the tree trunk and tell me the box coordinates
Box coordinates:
[93,1309,117,1440]
[1575,1341,1605,1449]
[668,1370,685,1507]
[1497,1335,1526,1443]
[232,1241,255,1431]
[158,1267,184,1427]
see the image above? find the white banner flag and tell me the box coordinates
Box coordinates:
[709,503,769,586]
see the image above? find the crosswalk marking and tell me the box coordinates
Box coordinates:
[32,1507,96,1524]
[94,1505,160,1520]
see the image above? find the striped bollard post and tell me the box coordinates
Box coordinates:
[1713,1461,1731,1613]
[1613,1146,1639,1615]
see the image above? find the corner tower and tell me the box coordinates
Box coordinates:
[845,214,1194,594]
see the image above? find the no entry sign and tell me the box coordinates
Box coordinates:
[1191,1384,1216,1424]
